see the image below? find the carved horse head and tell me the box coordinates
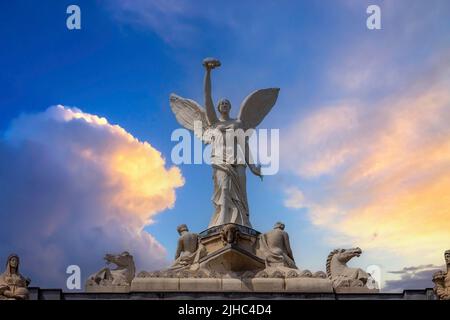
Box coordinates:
[326,247,363,278]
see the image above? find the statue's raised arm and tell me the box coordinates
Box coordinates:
[203,58,221,126]
[169,58,223,142]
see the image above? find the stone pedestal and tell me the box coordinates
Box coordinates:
[130,223,337,293]
[199,224,260,254]
[90,223,379,294]
[198,243,265,273]
[194,224,266,275]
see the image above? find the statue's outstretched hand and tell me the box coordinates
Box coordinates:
[203,57,221,70]
[250,164,263,181]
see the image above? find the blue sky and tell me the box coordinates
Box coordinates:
[1,0,450,291]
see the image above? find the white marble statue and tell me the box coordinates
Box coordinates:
[170,58,279,228]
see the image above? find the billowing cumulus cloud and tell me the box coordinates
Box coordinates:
[0,106,184,287]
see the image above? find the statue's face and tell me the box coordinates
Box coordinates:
[218,100,231,115]
[274,223,284,230]
[445,251,450,264]
[177,226,188,235]
[9,257,18,268]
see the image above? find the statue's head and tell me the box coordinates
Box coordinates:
[6,254,20,274]
[338,247,362,263]
[445,250,450,265]
[433,270,446,283]
[177,224,188,234]
[274,222,285,230]
[217,98,231,116]
[104,251,133,269]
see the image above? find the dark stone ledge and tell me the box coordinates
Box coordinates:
[27,287,437,300]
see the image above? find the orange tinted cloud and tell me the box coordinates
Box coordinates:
[283,62,450,267]
[0,105,184,286]
[53,106,184,226]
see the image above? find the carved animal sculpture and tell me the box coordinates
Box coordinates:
[326,248,371,288]
[87,251,135,287]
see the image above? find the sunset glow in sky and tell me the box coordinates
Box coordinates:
[1,0,449,291]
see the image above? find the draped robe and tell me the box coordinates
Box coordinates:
[207,122,252,228]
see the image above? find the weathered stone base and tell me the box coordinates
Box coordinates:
[90,278,380,294]
[132,277,180,291]
[334,287,379,294]
[27,287,437,300]
[85,285,130,293]
[130,277,334,293]
[285,278,333,293]
[84,277,377,295]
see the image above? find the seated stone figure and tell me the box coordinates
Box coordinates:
[259,222,297,269]
[86,251,135,287]
[170,224,204,269]
[0,254,30,300]
[432,249,450,300]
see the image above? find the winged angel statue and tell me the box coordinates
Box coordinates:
[170,58,279,228]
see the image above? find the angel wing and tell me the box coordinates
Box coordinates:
[169,93,210,141]
[237,88,280,130]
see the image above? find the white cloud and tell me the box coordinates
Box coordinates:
[0,105,184,287]
[282,104,360,178]
[281,58,450,269]
[105,0,195,45]
[283,186,306,209]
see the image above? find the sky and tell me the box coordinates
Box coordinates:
[0,0,449,292]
